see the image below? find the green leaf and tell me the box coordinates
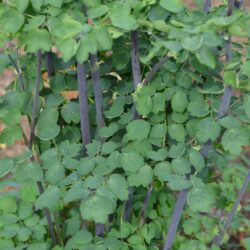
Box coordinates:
[181,35,203,52]
[0,196,17,213]
[61,102,80,123]
[137,165,153,187]
[99,123,118,138]
[46,0,63,8]
[31,0,44,10]
[59,141,81,157]
[171,91,188,113]
[154,162,172,182]
[121,152,144,173]
[35,186,60,210]
[188,100,209,117]
[223,71,237,86]
[0,125,23,146]
[160,0,184,13]
[169,143,185,158]
[36,108,60,140]
[243,95,250,118]
[165,174,192,190]
[101,141,118,155]
[10,0,29,12]
[108,174,128,201]
[76,34,97,63]
[0,9,24,33]
[24,29,52,53]
[64,181,90,204]
[0,108,21,126]
[241,61,250,78]
[222,128,249,155]
[18,201,33,220]
[219,116,241,129]
[15,162,44,183]
[88,5,109,19]
[73,230,93,245]
[110,5,138,31]
[80,194,115,223]
[147,148,168,161]
[92,27,113,51]
[126,120,150,141]
[188,186,215,212]
[150,124,167,138]
[196,118,221,143]
[195,47,216,69]
[57,38,77,62]
[168,124,186,142]
[136,95,152,116]
[189,149,205,172]
[46,163,65,184]
[152,93,166,114]
[86,140,102,156]
[171,158,191,175]
[0,158,14,178]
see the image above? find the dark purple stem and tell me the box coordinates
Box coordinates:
[77,62,91,147]
[28,50,42,150]
[27,50,57,246]
[45,52,55,79]
[140,185,153,227]
[90,54,105,129]
[212,170,250,246]
[163,190,189,250]
[123,186,134,222]
[131,30,142,119]
[234,0,244,9]
[203,0,211,13]
[143,57,168,86]
[8,54,25,91]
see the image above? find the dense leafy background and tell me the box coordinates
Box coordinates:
[0,0,250,249]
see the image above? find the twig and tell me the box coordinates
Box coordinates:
[204,0,212,13]
[28,50,57,246]
[45,52,55,79]
[8,53,25,91]
[131,30,142,119]
[139,185,153,227]
[90,54,105,129]
[163,190,189,250]
[77,62,91,147]
[212,170,250,245]
[143,57,168,86]
[28,50,42,150]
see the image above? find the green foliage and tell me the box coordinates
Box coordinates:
[0,1,250,249]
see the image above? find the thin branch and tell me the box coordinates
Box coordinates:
[123,186,134,222]
[163,190,189,250]
[90,54,105,129]
[8,53,25,91]
[143,57,168,86]
[45,52,55,79]
[28,50,42,151]
[212,170,250,246]
[131,30,142,119]
[77,62,91,147]
[139,185,153,227]
[203,0,212,13]
[27,50,57,246]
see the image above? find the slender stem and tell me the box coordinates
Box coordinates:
[77,62,91,147]
[123,186,134,222]
[37,181,58,246]
[26,50,57,246]
[163,190,189,250]
[45,52,55,79]
[203,0,211,13]
[162,1,214,248]
[212,170,250,246]
[131,30,142,119]
[90,54,105,129]
[8,53,25,91]
[28,50,42,150]
[139,185,153,227]
[234,0,244,9]
[143,57,168,86]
